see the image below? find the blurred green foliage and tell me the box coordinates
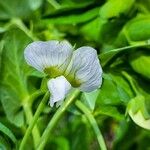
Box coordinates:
[0,0,150,150]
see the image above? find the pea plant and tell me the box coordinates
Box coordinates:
[0,0,150,150]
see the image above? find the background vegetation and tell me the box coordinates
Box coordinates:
[0,0,150,150]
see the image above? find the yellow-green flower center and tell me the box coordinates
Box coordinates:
[44,67,81,87]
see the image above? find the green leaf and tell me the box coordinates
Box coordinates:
[0,40,4,71]
[44,0,96,16]
[96,74,132,106]
[41,7,100,25]
[51,136,70,150]
[49,0,93,9]
[137,0,150,13]
[99,43,149,67]
[0,0,42,20]
[0,28,32,127]
[70,123,90,150]
[0,122,17,143]
[94,106,124,120]
[113,120,129,145]
[99,0,135,20]
[100,47,127,67]
[124,15,150,42]
[0,136,11,150]
[80,18,103,42]
[99,19,125,45]
[129,51,150,79]
[110,73,134,100]
[127,95,150,130]
[81,90,99,111]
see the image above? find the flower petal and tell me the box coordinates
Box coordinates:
[47,76,71,107]
[66,46,102,92]
[24,40,73,72]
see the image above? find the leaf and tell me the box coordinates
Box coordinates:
[124,15,150,42]
[94,106,124,120]
[99,43,148,67]
[137,0,150,13]
[127,95,150,130]
[0,40,4,71]
[0,136,11,150]
[51,136,70,150]
[0,28,32,127]
[80,18,103,42]
[0,0,42,20]
[50,0,93,9]
[41,7,100,25]
[129,51,150,79]
[112,120,129,145]
[96,74,132,106]
[0,122,17,143]
[44,0,96,16]
[99,0,135,20]
[81,90,99,111]
[99,19,125,45]
[70,123,91,150]
[110,73,134,100]
[135,78,150,112]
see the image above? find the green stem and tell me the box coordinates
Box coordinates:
[75,101,107,150]
[20,92,49,150]
[23,103,40,148]
[37,89,80,150]
[100,41,150,67]
[11,18,38,41]
[29,90,46,105]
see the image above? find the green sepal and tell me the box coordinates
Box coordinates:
[44,66,81,87]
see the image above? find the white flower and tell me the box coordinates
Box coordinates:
[24,40,102,107]
[24,40,72,73]
[65,46,102,92]
[47,76,71,107]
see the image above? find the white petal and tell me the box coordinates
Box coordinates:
[24,40,73,72]
[47,76,71,107]
[66,46,102,92]
[56,41,73,71]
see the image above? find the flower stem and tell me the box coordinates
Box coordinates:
[37,89,80,150]
[11,18,38,41]
[75,100,107,150]
[20,92,49,150]
[23,104,40,149]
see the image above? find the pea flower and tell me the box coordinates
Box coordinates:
[24,40,102,107]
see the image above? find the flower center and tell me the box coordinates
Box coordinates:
[44,67,81,87]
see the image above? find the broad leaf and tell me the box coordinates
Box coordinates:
[94,106,124,120]
[99,0,135,20]
[80,18,103,42]
[129,51,150,79]
[127,95,150,130]
[81,90,99,111]
[0,28,32,127]
[0,0,42,20]
[96,73,132,106]
[41,7,100,25]
[124,15,150,42]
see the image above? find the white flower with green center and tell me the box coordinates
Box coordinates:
[24,40,102,107]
